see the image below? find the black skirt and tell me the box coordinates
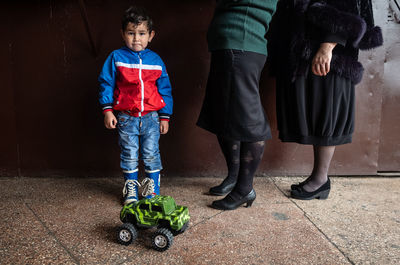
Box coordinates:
[276,71,355,146]
[197,50,271,142]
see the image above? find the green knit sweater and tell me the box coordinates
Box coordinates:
[207,0,278,56]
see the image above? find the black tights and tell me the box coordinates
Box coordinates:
[218,136,265,197]
[217,136,240,185]
[302,145,335,192]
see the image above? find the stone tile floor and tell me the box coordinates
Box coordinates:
[0,176,399,264]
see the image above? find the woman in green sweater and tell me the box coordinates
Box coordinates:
[197,0,278,210]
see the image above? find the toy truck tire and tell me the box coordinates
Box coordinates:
[117,223,137,245]
[151,228,174,252]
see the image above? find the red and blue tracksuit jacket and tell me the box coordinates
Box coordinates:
[99,47,173,120]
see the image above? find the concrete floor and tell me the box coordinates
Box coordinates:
[0,175,399,265]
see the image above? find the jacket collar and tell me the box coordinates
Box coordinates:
[121,46,150,56]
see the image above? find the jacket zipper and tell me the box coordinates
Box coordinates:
[138,54,144,117]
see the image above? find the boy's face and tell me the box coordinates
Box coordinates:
[121,22,155,52]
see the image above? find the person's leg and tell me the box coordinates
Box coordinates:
[118,113,141,204]
[232,141,265,197]
[209,136,240,195]
[211,140,265,210]
[301,145,335,192]
[140,112,162,198]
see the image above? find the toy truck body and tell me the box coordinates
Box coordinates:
[117,195,190,251]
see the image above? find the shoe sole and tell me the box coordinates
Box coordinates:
[291,189,330,200]
[210,200,254,210]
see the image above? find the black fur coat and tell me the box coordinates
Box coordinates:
[267,0,383,84]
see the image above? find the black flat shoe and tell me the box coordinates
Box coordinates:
[290,179,309,190]
[291,178,330,200]
[211,189,256,210]
[209,179,237,196]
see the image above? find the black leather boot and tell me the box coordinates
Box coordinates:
[209,178,237,196]
[211,189,256,210]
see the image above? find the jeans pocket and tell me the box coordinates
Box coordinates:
[117,113,130,128]
[151,112,160,124]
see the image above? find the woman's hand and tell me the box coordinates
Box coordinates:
[312,42,337,76]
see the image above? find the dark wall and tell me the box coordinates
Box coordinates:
[1,0,218,177]
[0,0,397,177]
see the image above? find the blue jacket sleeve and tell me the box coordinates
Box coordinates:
[156,60,173,120]
[98,52,117,112]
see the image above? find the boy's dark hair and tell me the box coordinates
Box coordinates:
[122,6,153,32]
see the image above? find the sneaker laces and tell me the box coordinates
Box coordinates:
[141,178,155,197]
[123,179,141,198]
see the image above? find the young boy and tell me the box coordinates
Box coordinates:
[99,6,173,205]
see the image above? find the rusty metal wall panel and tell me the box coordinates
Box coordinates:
[378,2,400,171]
[257,0,388,176]
[0,0,392,177]
[182,0,388,177]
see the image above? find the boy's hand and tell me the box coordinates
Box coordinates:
[160,120,169,134]
[104,111,117,129]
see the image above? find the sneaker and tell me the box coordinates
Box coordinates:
[122,179,141,205]
[141,178,156,199]
[142,170,161,199]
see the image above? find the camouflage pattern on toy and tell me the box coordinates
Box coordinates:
[120,195,190,232]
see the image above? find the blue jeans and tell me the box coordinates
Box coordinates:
[117,111,162,172]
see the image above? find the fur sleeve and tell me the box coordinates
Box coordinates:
[358,0,383,50]
[306,2,367,47]
[358,26,383,50]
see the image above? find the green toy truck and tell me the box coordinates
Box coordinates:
[116,195,190,251]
